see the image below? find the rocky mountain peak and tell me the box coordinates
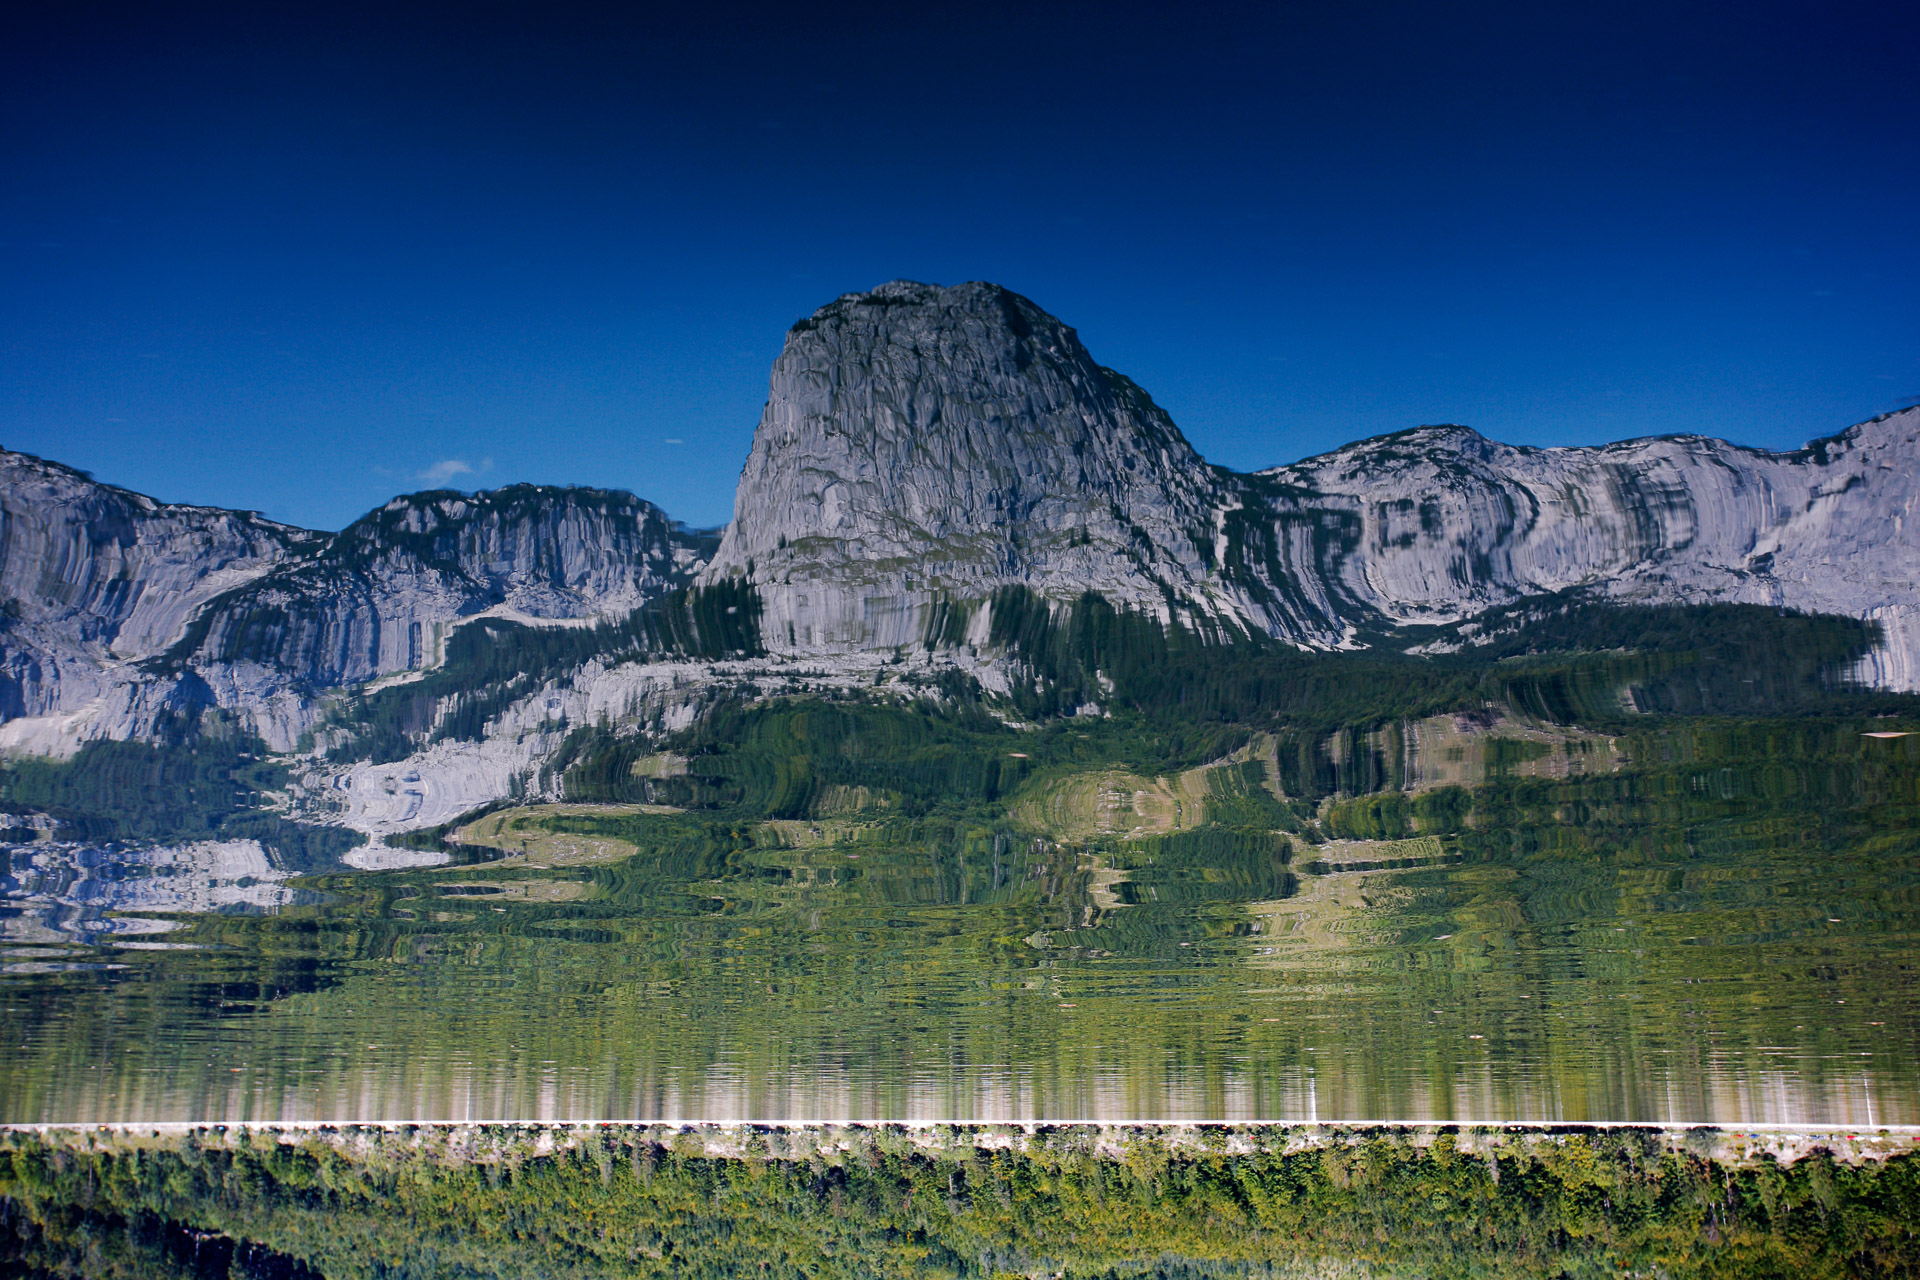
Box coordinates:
[6,285,1920,806]
[174,482,716,717]
[329,483,704,575]
[0,448,312,661]
[706,280,1239,648]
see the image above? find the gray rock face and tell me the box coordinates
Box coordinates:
[1249,412,1920,681]
[708,281,1920,682]
[6,277,1920,782]
[706,281,1248,648]
[0,450,316,724]
[190,485,712,691]
[0,460,712,753]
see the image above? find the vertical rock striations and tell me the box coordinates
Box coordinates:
[5,278,1920,794]
[0,450,317,729]
[704,281,1276,649]
[189,485,712,692]
[0,459,713,753]
[1254,410,1920,680]
[706,281,1920,681]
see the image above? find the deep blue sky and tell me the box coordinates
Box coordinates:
[4,1,1917,531]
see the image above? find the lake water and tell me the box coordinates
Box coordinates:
[3,719,1917,1127]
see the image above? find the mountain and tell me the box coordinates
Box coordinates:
[713,280,1920,676]
[0,450,318,746]
[706,280,1250,648]
[0,465,711,755]
[1255,416,1920,685]
[2,279,1917,837]
[173,485,713,748]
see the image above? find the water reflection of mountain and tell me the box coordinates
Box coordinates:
[1,711,1916,1129]
[0,838,318,954]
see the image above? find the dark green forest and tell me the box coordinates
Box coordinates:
[321,578,763,766]
[5,593,1912,860]
[6,1126,1920,1280]
[982,588,1909,728]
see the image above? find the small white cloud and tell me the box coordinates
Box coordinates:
[663,438,685,445]
[417,457,494,486]
[418,459,472,484]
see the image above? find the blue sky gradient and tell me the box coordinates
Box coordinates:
[3,0,1916,530]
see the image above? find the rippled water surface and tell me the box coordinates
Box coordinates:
[4,721,1918,1126]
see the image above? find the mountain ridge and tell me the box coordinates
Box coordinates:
[2,279,1916,836]
[705,279,1245,648]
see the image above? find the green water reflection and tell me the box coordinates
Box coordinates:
[3,718,1918,1126]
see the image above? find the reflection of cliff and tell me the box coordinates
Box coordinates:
[0,839,303,949]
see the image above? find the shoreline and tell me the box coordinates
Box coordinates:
[9,1117,1918,1167]
[6,1118,1920,1133]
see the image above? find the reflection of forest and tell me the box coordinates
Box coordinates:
[2,701,1915,1129]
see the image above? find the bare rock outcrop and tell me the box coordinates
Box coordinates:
[190,484,712,691]
[5,277,1920,797]
[1256,410,1920,679]
[0,459,712,753]
[707,280,1920,681]
[704,280,1263,649]
[0,450,316,728]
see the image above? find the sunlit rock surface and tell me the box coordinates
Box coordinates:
[706,281,1920,679]
[194,485,711,692]
[1261,414,1920,672]
[4,281,1920,833]
[704,280,1265,648]
[0,465,712,753]
[0,450,316,736]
